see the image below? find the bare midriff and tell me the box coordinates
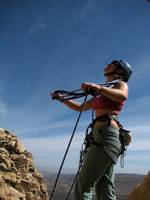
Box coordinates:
[94,108,119,129]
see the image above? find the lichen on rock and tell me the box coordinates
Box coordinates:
[0,128,49,200]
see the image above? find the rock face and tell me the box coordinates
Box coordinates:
[0,128,49,200]
[128,171,150,200]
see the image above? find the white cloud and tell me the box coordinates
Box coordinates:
[22,131,85,152]
[125,96,150,113]
[18,122,74,134]
[21,123,150,153]
[20,130,86,171]
[129,140,150,151]
[21,127,150,174]
[130,124,150,133]
[124,124,150,151]
[17,120,87,135]
[30,22,47,35]
[120,96,150,127]
[134,55,150,76]
[80,0,96,19]
[21,122,150,152]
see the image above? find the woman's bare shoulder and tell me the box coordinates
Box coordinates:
[115,80,128,89]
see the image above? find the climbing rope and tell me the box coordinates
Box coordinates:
[51,80,120,101]
[49,95,88,200]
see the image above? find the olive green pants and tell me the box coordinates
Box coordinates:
[74,126,120,200]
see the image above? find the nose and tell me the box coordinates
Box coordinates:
[104,64,111,70]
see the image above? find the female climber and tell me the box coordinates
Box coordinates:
[51,59,132,200]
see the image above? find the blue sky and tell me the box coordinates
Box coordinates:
[0,0,150,174]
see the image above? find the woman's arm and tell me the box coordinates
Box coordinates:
[62,98,93,112]
[51,92,93,112]
[100,81,128,102]
[81,81,128,102]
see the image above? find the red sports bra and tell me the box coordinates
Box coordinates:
[92,94,124,114]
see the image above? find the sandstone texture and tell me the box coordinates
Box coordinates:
[128,171,150,200]
[0,128,49,200]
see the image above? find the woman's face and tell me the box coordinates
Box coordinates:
[104,63,118,75]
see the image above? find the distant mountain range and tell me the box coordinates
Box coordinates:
[40,171,145,200]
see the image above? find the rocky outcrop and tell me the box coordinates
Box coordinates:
[128,171,150,200]
[0,128,49,200]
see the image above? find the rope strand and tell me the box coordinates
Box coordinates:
[49,95,88,200]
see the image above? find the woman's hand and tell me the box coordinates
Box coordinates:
[50,92,64,102]
[81,82,92,92]
[81,82,102,93]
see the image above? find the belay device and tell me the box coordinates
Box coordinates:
[50,80,131,200]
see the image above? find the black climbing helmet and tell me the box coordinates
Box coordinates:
[105,60,132,82]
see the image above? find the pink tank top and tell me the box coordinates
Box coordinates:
[92,94,124,114]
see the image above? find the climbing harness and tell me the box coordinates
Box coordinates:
[50,79,131,199]
[65,114,132,199]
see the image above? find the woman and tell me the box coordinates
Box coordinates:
[51,59,132,200]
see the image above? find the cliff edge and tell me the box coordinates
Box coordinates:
[0,128,49,200]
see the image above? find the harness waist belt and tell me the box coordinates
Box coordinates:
[90,114,111,127]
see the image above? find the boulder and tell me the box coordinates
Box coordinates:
[0,128,49,200]
[128,171,150,200]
